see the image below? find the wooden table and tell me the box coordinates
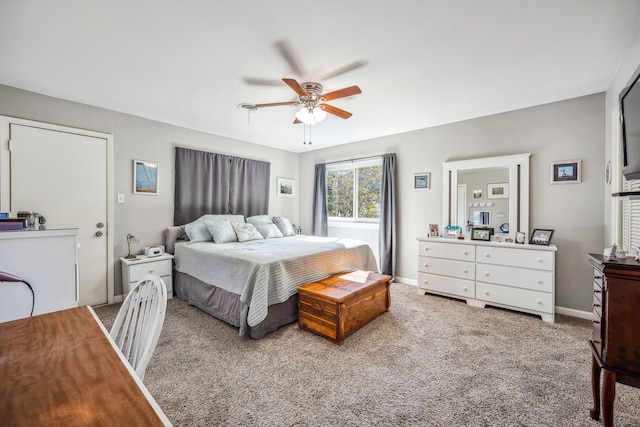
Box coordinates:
[0,306,171,426]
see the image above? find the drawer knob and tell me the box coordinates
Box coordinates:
[537,258,543,263]
[536,299,542,305]
[462,268,468,273]
[423,263,428,268]
[463,251,468,255]
[536,279,543,284]
[462,286,468,291]
[148,268,155,273]
[423,280,428,285]
[484,272,489,277]
[483,290,489,295]
[424,247,429,251]
[484,253,490,258]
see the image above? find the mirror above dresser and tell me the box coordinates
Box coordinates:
[442,153,530,239]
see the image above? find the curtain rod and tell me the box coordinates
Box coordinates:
[324,154,385,166]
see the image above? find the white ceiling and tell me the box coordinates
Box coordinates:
[1,1,640,153]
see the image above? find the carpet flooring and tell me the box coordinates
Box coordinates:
[93,283,640,426]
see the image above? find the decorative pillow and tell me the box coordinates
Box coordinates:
[185,216,212,242]
[205,220,237,244]
[272,216,296,236]
[246,215,274,227]
[232,222,264,242]
[256,223,284,239]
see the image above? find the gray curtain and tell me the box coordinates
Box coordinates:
[312,163,327,236]
[379,153,397,280]
[229,157,270,217]
[174,147,270,225]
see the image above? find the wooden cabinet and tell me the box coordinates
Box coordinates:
[0,228,79,323]
[588,254,640,427]
[121,254,174,299]
[417,237,556,322]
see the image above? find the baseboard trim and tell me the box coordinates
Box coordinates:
[393,277,592,320]
[555,306,592,320]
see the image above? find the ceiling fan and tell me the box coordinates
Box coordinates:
[242,78,362,125]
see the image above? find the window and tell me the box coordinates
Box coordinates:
[326,159,382,221]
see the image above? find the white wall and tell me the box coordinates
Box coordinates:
[299,94,605,313]
[0,84,299,296]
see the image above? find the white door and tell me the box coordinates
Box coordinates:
[9,124,109,306]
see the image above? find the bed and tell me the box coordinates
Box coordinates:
[164,223,378,339]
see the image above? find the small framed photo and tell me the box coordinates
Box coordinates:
[515,231,526,244]
[471,228,491,241]
[550,160,581,184]
[429,223,439,237]
[414,173,431,190]
[133,159,159,195]
[472,189,483,199]
[487,182,509,199]
[529,228,554,246]
[277,177,296,198]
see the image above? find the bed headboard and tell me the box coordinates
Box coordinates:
[164,225,186,255]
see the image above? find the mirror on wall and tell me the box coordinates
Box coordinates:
[442,153,530,238]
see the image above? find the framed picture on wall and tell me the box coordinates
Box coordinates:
[414,173,431,189]
[550,160,581,184]
[487,182,509,199]
[133,159,159,195]
[277,177,296,198]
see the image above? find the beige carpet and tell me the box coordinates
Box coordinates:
[94,283,640,426]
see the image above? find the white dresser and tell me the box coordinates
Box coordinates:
[0,227,79,323]
[417,237,556,322]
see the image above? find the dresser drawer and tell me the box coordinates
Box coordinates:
[128,259,172,282]
[418,241,475,262]
[418,272,475,299]
[476,282,553,314]
[475,263,553,292]
[476,246,554,271]
[418,256,475,280]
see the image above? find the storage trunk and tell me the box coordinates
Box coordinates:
[298,272,391,344]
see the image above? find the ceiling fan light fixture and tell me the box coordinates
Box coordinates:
[295,107,316,125]
[313,106,327,122]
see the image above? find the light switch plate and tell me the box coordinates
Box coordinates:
[117,193,125,203]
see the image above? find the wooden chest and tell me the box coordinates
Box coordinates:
[298,271,392,344]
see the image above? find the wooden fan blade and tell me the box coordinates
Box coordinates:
[293,118,302,124]
[320,60,366,80]
[283,78,308,97]
[254,101,300,108]
[321,85,362,101]
[275,40,306,77]
[321,104,352,119]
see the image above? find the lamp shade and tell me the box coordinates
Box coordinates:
[313,107,327,122]
[295,107,316,125]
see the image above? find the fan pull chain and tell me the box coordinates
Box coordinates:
[303,125,312,145]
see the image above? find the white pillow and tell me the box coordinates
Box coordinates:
[256,223,284,239]
[232,222,264,242]
[246,215,273,227]
[272,216,295,236]
[205,219,237,243]
[185,216,212,242]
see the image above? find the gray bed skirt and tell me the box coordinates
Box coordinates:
[174,270,299,339]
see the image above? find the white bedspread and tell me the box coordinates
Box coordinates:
[174,235,378,327]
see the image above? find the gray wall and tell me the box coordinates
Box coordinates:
[0,84,299,296]
[299,94,605,314]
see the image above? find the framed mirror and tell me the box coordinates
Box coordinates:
[442,153,530,239]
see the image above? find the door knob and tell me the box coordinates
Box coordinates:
[95,231,103,237]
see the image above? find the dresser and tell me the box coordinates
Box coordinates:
[121,253,174,299]
[588,254,640,427]
[0,227,79,323]
[416,237,556,322]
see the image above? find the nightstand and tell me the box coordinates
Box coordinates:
[120,253,174,299]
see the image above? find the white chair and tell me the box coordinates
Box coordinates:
[110,274,167,380]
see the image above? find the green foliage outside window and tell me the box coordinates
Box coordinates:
[327,164,381,220]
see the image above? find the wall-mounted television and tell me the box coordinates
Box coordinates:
[620,71,640,180]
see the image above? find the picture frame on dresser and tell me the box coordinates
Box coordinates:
[529,228,554,245]
[471,228,491,241]
[428,223,439,237]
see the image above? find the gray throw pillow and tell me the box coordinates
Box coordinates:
[205,219,238,243]
[232,222,264,242]
[185,216,212,242]
[272,216,295,236]
[256,223,284,239]
[246,215,274,227]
